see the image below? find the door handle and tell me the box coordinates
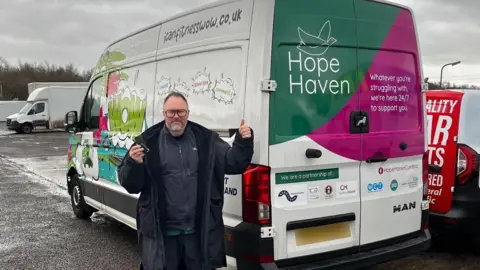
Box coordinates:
[350,110,369,134]
[366,156,388,163]
[92,144,110,148]
[305,148,322,158]
[366,152,388,163]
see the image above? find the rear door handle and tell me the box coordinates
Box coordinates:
[366,156,388,163]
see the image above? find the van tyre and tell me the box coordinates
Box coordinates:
[70,175,95,219]
[21,123,33,134]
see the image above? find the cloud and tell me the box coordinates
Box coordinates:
[0,0,214,70]
[1,0,479,86]
[390,0,480,86]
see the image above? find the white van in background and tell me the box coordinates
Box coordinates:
[64,0,431,269]
[6,86,86,133]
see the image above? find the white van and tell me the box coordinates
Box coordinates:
[64,0,431,268]
[6,86,86,133]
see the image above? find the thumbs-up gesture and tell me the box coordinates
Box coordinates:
[239,119,251,139]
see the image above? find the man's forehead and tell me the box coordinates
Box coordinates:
[163,96,188,108]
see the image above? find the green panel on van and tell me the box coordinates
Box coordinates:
[269,0,358,145]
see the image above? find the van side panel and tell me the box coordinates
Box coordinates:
[269,0,362,260]
[154,0,254,230]
[70,26,159,228]
[355,2,425,245]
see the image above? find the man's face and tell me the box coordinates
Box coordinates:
[163,96,189,136]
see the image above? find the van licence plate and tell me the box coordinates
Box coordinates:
[295,222,351,246]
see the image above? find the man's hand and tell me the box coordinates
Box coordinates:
[239,119,251,139]
[129,145,145,163]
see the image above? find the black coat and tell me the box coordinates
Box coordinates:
[117,120,254,269]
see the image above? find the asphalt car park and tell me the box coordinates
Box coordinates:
[0,128,479,269]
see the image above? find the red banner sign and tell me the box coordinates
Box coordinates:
[425,91,463,213]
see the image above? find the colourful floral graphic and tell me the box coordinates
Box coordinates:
[108,83,147,149]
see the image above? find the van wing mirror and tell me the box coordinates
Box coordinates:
[65,111,78,133]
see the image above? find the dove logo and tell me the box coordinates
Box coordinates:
[297,21,337,56]
[287,20,351,96]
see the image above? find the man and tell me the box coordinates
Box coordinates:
[117,91,254,270]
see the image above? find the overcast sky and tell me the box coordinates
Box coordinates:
[0,0,477,86]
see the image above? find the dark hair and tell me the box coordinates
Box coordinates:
[163,91,188,105]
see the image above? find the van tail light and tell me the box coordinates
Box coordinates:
[422,150,429,198]
[456,144,479,185]
[242,164,271,225]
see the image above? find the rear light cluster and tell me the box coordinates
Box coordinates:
[242,164,274,264]
[422,151,429,198]
[242,164,271,225]
[456,144,479,185]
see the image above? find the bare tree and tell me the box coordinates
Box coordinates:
[0,58,92,100]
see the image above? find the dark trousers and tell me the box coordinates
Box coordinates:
[164,233,202,270]
[139,233,211,270]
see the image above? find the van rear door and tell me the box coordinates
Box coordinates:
[269,0,361,260]
[425,90,463,213]
[354,1,425,245]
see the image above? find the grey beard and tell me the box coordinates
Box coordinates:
[170,123,183,131]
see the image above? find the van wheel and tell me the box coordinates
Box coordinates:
[70,175,94,219]
[21,123,33,134]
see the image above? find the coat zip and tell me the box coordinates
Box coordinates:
[178,143,190,218]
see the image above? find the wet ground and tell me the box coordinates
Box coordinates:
[0,130,140,269]
[0,129,480,269]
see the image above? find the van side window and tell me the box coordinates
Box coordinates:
[27,102,45,115]
[34,103,45,114]
[83,76,104,131]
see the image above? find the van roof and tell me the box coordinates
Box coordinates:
[104,0,232,51]
[103,0,413,53]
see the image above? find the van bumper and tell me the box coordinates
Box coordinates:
[226,223,430,270]
[6,120,19,130]
[270,229,431,270]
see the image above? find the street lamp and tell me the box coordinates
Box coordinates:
[440,61,461,88]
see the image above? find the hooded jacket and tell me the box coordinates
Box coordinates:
[117,120,254,269]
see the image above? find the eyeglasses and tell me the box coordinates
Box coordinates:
[164,109,189,118]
